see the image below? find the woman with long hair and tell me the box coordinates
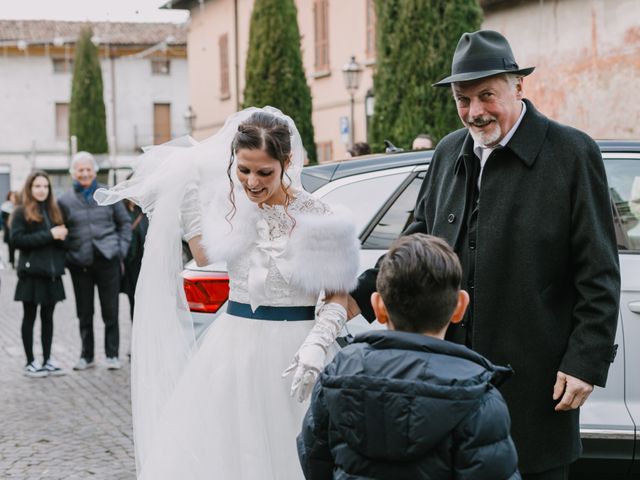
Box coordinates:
[96,107,359,479]
[11,171,68,377]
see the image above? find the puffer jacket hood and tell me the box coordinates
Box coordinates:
[298,329,519,480]
[323,330,511,461]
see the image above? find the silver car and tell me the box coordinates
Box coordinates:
[182,142,640,477]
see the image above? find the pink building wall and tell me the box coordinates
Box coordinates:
[182,0,640,159]
[483,0,640,139]
[296,0,375,159]
[184,0,375,160]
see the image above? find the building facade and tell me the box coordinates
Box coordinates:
[482,0,640,140]
[0,20,189,196]
[168,0,640,163]
[169,0,377,162]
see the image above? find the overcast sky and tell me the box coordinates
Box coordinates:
[0,0,189,23]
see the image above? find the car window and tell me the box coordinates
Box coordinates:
[362,173,425,250]
[318,172,410,235]
[603,156,640,251]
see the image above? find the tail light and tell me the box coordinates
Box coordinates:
[183,271,230,313]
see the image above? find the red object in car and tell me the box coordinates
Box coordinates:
[183,271,230,313]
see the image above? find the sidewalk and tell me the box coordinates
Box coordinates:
[0,252,135,479]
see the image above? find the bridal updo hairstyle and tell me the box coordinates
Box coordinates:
[226,111,293,222]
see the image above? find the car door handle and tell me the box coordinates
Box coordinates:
[628,301,640,314]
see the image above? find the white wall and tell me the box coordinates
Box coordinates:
[0,55,71,153]
[108,55,189,151]
[0,52,188,189]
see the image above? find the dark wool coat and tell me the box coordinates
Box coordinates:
[11,205,66,278]
[352,99,620,473]
[298,330,520,480]
[58,183,131,267]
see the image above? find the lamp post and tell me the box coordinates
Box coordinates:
[342,56,362,148]
[183,105,196,136]
[364,88,375,140]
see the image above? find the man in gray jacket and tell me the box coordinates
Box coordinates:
[58,151,131,370]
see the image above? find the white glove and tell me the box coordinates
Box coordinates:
[282,302,347,402]
[180,183,201,241]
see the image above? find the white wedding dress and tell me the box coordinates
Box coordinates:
[137,192,332,480]
[94,107,359,480]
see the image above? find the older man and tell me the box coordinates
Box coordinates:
[58,152,131,371]
[350,30,619,479]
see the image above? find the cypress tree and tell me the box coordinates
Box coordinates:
[69,27,108,154]
[243,0,316,163]
[369,0,482,151]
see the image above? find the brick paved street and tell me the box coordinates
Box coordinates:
[0,253,136,479]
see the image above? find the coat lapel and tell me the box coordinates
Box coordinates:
[504,99,549,168]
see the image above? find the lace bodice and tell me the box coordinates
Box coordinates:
[227,191,331,308]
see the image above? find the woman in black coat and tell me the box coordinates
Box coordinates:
[11,171,68,377]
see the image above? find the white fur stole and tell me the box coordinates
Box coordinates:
[200,192,360,295]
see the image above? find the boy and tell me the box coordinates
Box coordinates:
[297,233,520,479]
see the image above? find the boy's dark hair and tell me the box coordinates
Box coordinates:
[376,233,462,333]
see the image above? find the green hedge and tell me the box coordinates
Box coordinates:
[369,0,482,151]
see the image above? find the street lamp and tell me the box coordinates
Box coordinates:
[342,55,362,148]
[365,88,375,140]
[183,105,196,136]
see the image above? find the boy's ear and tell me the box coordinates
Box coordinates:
[450,290,470,324]
[370,292,389,325]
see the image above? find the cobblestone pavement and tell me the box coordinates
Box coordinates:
[0,253,136,479]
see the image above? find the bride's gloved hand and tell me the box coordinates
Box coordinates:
[282,302,347,402]
[180,183,201,241]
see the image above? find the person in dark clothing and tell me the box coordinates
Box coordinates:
[347,142,371,157]
[349,31,620,479]
[11,171,68,377]
[121,199,148,322]
[58,151,132,371]
[2,190,20,268]
[299,234,520,480]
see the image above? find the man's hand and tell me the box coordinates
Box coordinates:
[553,371,593,411]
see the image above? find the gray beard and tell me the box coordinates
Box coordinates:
[467,124,502,147]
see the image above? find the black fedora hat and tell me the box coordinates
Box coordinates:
[433,30,534,87]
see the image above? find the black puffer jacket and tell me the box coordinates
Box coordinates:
[298,330,520,480]
[11,205,66,278]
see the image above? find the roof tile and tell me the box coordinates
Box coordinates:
[0,19,187,45]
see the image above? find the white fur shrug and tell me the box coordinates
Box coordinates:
[200,189,360,296]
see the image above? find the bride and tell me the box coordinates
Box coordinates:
[95,107,359,479]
